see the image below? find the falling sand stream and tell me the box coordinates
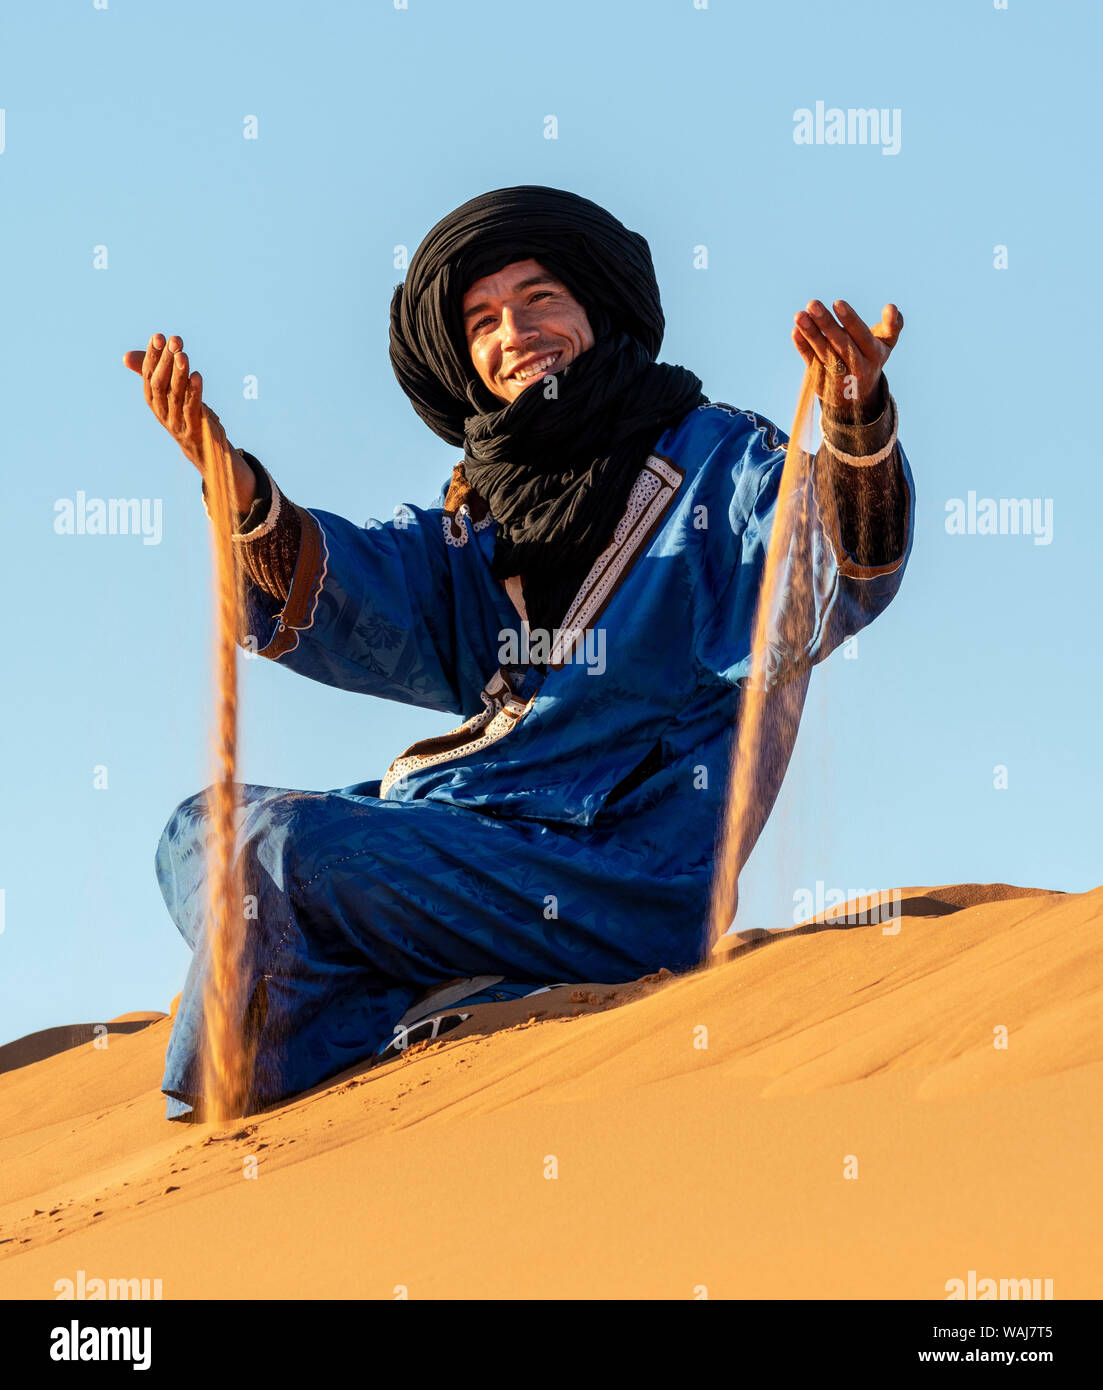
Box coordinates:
[706,365,823,958]
[197,410,249,1122]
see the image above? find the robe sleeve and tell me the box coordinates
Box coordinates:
[694,394,915,690]
[226,465,471,716]
[201,451,302,601]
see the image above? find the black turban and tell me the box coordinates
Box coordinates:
[389,185,705,634]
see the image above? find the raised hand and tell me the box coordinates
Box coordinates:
[123,333,256,511]
[792,300,903,412]
[122,333,216,472]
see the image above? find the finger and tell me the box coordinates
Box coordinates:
[141,334,164,408]
[167,349,189,433]
[806,301,860,367]
[149,336,180,415]
[791,327,817,369]
[183,371,203,445]
[123,350,145,373]
[791,330,829,401]
[832,300,882,363]
[795,306,852,372]
[871,303,904,349]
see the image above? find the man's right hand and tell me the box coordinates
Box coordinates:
[122,333,256,512]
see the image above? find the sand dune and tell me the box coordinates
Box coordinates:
[0,1014,166,1078]
[0,882,1099,1299]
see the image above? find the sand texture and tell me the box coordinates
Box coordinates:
[0,882,1098,1300]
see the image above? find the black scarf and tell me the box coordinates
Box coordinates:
[388,185,705,635]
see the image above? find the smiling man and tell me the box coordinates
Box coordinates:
[464,259,594,399]
[130,185,914,1118]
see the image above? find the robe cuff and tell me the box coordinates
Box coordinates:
[820,373,895,461]
[201,451,303,603]
[200,448,270,526]
[232,454,303,603]
[815,376,909,573]
[232,451,277,535]
[252,503,327,661]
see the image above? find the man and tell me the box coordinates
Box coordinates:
[126,186,912,1119]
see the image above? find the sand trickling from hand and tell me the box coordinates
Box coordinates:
[197,411,248,1121]
[707,367,819,956]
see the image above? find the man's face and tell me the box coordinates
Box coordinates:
[462,257,594,404]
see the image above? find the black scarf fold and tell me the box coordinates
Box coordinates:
[389,185,705,635]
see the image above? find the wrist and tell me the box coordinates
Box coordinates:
[230,446,258,513]
[822,373,888,428]
[822,392,898,468]
[200,445,259,518]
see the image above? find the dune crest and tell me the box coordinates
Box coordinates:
[0,1016,166,1079]
[0,882,1098,1300]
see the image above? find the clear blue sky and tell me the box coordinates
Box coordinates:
[1,0,1099,1044]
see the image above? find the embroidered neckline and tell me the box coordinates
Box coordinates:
[547,455,683,667]
[381,455,685,795]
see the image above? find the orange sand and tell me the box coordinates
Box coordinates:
[1,881,1099,1300]
[197,411,248,1121]
[708,367,818,952]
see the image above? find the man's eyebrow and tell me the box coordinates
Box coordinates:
[463,275,560,320]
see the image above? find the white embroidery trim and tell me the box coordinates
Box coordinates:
[381,456,684,792]
[548,457,681,666]
[821,394,899,468]
[701,401,782,454]
[443,512,467,548]
[380,670,532,797]
[442,502,496,549]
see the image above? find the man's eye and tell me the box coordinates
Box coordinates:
[471,316,493,334]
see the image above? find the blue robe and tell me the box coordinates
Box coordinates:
[157,402,915,1115]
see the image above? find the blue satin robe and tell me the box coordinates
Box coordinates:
[156,402,915,1115]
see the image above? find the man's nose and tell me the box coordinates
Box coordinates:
[499,305,538,348]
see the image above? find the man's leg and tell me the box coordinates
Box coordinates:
[156,782,426,1115]
[155,781,707,1114]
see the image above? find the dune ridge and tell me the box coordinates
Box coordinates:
[0,1014,166,1079]
[0,881,1098,1300]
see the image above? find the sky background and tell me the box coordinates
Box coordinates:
[1,0,1099,1044]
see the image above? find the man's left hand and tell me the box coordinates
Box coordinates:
[792,300,903,412]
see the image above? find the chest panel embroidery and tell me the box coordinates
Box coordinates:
[381,455,685,797]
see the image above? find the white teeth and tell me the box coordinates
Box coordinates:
[512,353,558,382]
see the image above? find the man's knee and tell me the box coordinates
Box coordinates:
[155,786,212,874]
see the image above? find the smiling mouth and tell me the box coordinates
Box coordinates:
[506,351,562,385]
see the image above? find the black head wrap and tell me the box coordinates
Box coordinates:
[389,185,706,634]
